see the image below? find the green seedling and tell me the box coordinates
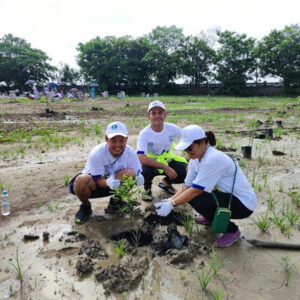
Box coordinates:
[193,263,213,291]
[286,207,299,225]
[131,227,141,248]
[288,190,300,207]
[245,119,260,146]
[64,175,70,186]
[113,175,141,214]
[267,190,277,210]
[211,287,227,300]
[281,256,296,286]
[114,240,127,258]
[180,272,188,286]
[177,212,195,237]
[9,247,23,287]
[279,182,284,193]
[210,247,227,276]
[253,211,272,232]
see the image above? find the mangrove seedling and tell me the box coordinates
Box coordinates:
[10,247,23,287]
[281,256,296,286]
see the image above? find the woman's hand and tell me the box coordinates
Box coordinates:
[154,199,173,216]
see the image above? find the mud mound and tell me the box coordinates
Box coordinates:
[95,256,149,295]
[78,239,108,259]
[76,257,94,276]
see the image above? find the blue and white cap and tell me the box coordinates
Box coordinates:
[147,100,166,112]
[174,125,206,150]
[106,121,128,138]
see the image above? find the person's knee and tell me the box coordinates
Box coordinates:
[115,168,136,181]
[74,174,95,193]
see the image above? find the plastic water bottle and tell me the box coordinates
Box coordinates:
[1,190,10,216]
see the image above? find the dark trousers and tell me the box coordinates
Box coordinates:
[142,160,187,191]
[189,190,253,233]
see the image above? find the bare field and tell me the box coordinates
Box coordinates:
[0,96,299,300]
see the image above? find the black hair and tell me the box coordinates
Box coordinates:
[193,131,216,147]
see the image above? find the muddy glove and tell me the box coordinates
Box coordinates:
[154,199,173,217]
[107,176,120,190]
[136,174,144,186]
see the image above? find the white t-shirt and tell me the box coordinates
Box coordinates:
[137,123,182,155]
[185,146,257,211]
[83,143,142,179]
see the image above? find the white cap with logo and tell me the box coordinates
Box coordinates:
[106,121,128,139]
[147,100,166,112]
[175,125,206,150]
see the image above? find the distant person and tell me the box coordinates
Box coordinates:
[44,86,50,100]
[91,87,96,99]
[69,121,144,224]
[155,125,258,247]
[136,100,187,201]
[32,84,39,100]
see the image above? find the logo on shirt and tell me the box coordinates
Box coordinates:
[116,165,124,172]
[169,135,174,142]
[147,142,154,148]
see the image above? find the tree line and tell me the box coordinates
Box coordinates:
[0,25,299,95]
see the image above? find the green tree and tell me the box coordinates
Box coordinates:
[77,36,151,91]
[57,63,81,84]
[215,30,256,95]
[143,25,185,89]
[178,36,215,93]
[0,34,55,89]
[258,24,300,89]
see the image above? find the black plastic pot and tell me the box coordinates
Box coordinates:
[45,108,50,114]
[265,128,273,139]
[276,120,283,127]
[242,146,252,159]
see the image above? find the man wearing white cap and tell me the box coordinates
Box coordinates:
[69,121,144,223]
[137,100,187,201]
[155,125,257,248]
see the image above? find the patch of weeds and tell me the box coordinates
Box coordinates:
[281,256,296,286]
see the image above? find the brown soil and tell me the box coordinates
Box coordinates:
[0,98,299,300]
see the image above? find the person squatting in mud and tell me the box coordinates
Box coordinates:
[136,100,188,202]
[155,125,258,248]
[69,121,144,224]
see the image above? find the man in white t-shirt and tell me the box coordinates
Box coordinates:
[69,121,144,223]
[137,100,187,201]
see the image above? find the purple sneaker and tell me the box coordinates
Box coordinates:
[215,229,242,248]
[195,216,210,225]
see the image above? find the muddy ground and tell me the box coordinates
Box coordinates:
[0,97,299,300]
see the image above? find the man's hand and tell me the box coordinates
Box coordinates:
[106,176,121,190]
[136,174,145,186]
[163,166,178,180]
[154,199,173,216]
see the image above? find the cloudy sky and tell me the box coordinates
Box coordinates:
[1,0,299,69]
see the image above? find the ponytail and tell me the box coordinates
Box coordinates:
[205,131,216,146]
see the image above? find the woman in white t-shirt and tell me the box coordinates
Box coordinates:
[69,121,144,224]
[155,125,257,248]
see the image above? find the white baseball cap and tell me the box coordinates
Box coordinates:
[106,121,128,138]
[175,125,206,150]
[147,100,166,112]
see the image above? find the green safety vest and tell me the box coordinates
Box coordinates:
[146,144,187,174]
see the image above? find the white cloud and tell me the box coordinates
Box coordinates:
[1,0,299,68]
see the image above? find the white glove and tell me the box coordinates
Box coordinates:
[154,199,173,217]
[136,174,144,186]
[107,176,120,190]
